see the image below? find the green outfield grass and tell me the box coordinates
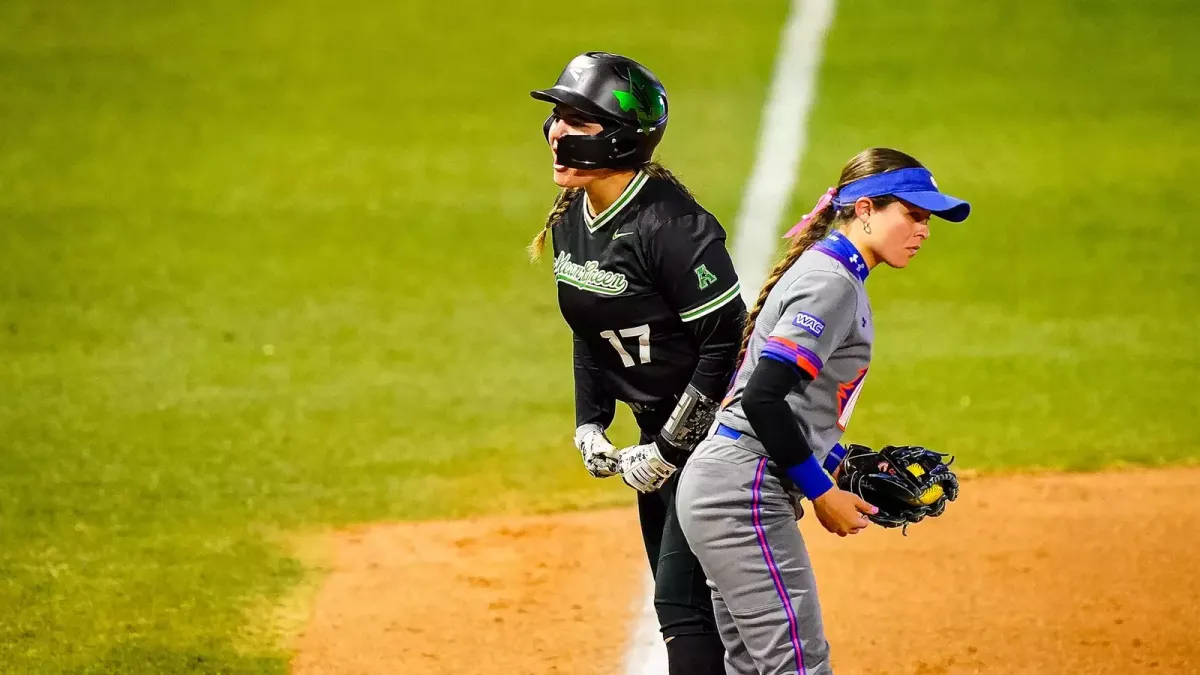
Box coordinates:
[1,0,1196,672]
[791,0,1200,469]
[0,1,784,672]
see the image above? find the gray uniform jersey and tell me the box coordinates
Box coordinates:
[716,231,873,466]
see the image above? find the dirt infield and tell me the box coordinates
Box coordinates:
[290,468,1200,674]
[289,509,648,675]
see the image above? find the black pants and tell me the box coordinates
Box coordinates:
[631,409,725,675]
[635,424,719,640]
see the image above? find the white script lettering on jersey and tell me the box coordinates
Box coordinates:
[553,251,629,296]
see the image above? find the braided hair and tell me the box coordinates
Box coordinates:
[734,148,924,366]
[526,161,692,261]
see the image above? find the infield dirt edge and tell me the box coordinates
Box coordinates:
[289,468,1200,675]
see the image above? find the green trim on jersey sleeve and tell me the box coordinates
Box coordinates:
[679,282,742,322]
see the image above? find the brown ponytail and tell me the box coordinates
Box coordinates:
[734,147,925,366]
[735,208,838,367]
[642,161,693,201]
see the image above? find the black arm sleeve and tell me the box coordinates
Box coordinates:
[680,295,747,401]
[573,335,616,429]
[741,356,815,470]
[645,212,745,400]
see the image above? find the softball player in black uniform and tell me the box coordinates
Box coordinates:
[529,52,746,674]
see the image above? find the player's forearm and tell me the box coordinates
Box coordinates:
[681,299,746,401]
[647,302,745,465]
[573,336,616,429]
[741,358,810,465]
[741,357,833,499]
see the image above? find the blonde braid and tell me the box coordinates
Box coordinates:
[528,187,582,262]
[734,207,839,367]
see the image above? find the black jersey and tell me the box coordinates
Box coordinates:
[550,170,746,431]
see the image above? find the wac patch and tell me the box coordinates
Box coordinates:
[694,264,718,290]
[792,312,825,337]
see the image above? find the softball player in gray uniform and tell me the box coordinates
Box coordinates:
[676,148,971,674]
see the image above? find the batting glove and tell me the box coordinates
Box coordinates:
[618,442,676,493]
[574,424,621,478]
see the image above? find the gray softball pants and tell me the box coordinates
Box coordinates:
[676,429,833,675]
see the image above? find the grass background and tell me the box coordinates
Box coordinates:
[791,0,1200,468]
[1,0,1196,672]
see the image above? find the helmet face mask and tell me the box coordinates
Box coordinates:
[532,52,668,171]
[543,112,655,171]
[554,124,651,170]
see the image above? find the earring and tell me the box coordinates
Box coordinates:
[862,219,872,234]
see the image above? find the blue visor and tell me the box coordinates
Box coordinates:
[832,167,970,223]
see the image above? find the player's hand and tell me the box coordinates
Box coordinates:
[617,442,676,493]
[812,487,877,537]
[574,424,620,478]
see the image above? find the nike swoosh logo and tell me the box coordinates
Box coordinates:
[612,231,635,240]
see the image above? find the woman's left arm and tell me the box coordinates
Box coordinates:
[617,214,746,492]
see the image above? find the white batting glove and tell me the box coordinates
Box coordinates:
[574,424,621,478]
[618,442,677,493]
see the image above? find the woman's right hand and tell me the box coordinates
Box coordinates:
[574,424,621,478]
[812,487,877,537]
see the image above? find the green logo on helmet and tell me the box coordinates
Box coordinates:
[612,68,665,126]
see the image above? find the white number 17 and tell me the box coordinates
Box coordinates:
[600,324,652,367]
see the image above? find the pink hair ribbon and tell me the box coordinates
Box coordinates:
[783,187,837,239]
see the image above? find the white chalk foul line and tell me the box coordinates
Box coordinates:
[621,574,667,674]
[731,0,838,305]
[624,0,836,672]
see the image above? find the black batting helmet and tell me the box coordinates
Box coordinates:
[531,51,668,170]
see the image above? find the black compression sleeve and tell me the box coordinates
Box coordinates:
[741,357,815,470]
[647,298,745,466]
[573,335,616,429]
[681,296,747,401]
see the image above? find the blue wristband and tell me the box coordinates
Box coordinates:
[823,443,847,473]
[785,455,835,500]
